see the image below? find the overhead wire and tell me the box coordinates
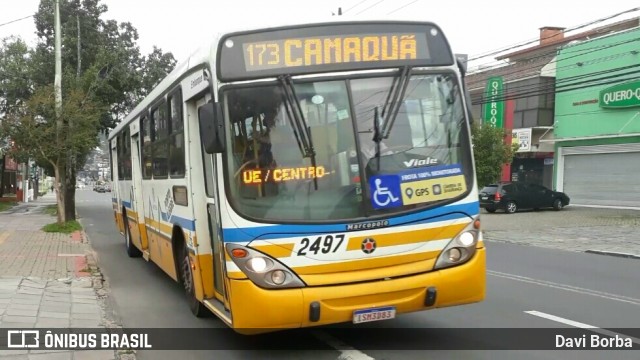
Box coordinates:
[472,69,640,106]
[386,0,419,15]
[0,15,34,28]
[354,0,386,15]
[466,7,640,62]
[467,36,640,80]
[466,38,640,94]
[342,0,372,14]
[471,62,640,103]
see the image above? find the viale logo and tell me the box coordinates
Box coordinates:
[403,158,438,168]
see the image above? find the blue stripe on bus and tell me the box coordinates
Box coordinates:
[116,200,196,232]
[161,212,196,232]
[222,201,479,243]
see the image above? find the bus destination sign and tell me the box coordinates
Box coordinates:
[218,23,454,81]
[242,33,427,72]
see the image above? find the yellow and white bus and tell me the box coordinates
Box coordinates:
[108,20,485,333]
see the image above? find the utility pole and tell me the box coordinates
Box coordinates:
[77,13,81,78]
[54,0,62,136]
[54,0,65,222]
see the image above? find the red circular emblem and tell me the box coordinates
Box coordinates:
[361,238,377,254]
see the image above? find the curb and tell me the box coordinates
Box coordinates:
[79,224,138,360]
[584,249,640,260]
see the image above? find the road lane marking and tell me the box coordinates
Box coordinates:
[525,310,640,345]
[312,330,375,360]
[488,270,640,306]
[525,310,596,329]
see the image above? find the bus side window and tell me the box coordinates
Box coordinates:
[152,101,169,178]
[169,90,185,177]
[141,114,153,179]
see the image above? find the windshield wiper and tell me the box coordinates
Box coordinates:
[278,75,318,190]
[378,66,412,140]
[372,106,382,171]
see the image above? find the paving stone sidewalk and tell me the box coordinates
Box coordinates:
[481,206,640,258]
[0,193,132,360]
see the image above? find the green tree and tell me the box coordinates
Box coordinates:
[471,122,519,188]
[0,84,102,223]
[21,0,176,220]
[0,36,33,197]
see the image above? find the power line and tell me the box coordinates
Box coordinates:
[387,0,419,15]
[472,66,640,103]
[465,36,640,89]
[343,0,371,13]
[467,7,640,61]
[0,14,34,28]
[471,59,640,101]
[471,67,640,105]
[467,35,640,76]
[354,0,386,15]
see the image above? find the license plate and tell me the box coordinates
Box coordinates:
[353,306,396,324]
[481,196,488,200]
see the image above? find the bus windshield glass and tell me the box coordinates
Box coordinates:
[222,73,470,222]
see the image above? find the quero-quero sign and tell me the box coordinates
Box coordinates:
[483,77,504,128]
[599,81,640,108]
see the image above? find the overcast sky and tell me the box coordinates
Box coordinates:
[2,0,639,68]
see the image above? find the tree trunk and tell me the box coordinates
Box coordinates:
[54,163,66,224]
[64,167,76,221]
[0,155,5,198]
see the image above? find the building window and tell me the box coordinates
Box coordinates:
[168,90,185,177]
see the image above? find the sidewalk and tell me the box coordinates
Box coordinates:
[0,192,122,360]
[482,206,640,259]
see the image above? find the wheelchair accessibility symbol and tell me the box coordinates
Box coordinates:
[369,175,402,209]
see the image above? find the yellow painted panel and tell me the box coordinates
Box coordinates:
[252,243,294,258]
[226,248,486,332]
[346,223,467,251]
[196,254,215,299]
[295,250,440,275]
[301,256,437,286]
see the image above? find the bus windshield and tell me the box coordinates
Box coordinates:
[222,73,470,222]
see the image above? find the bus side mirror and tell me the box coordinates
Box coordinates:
[198,102,225,153]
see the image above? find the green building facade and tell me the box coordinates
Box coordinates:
[553,27,640,208]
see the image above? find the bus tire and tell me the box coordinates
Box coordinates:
[123,213,142,258]
[178,240,209,317]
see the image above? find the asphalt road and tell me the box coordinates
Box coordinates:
[76,190,640,360]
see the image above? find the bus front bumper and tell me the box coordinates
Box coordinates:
[228,247,485,334]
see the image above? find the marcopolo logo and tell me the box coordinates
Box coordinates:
[599,81,640,109]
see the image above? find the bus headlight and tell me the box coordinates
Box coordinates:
[226,243,306,289]
[247,257,270,273]
[434,217,480,270]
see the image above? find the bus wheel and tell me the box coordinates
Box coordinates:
[124,215,142,258]
[179,245,209,317]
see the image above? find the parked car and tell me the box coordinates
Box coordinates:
[479,182,570,214]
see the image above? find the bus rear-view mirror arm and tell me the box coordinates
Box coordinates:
[457,58,474,124]
[198,101,225,154]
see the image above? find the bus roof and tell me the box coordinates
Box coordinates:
[108,17,446,140]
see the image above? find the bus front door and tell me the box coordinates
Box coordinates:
[130,134,149,255]
[192,95,229,313]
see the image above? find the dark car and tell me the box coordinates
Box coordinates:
[479,182,570,214]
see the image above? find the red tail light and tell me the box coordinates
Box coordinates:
[494,192,501,201]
